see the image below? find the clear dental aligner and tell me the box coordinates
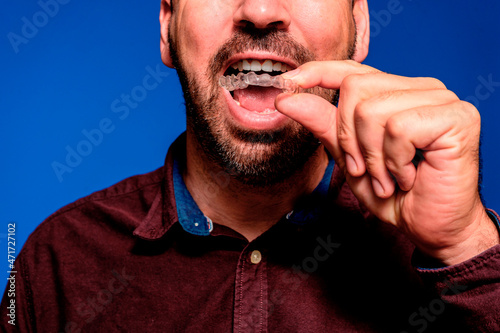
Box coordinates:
[219,72,332,95]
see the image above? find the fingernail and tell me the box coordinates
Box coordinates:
[345,153,358,174]
[282,68,301,79]
[372,178,385,197]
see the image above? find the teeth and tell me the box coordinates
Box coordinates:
[250,60,261,72]
[262,60,273,72]
[242,60,251,71]
[251,109,278,114]
[228,59,293,75]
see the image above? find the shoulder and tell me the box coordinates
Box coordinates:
[22,167,166,256]
[53,166,164,218]
[5,167,168,330]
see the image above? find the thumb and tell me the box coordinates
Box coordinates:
[275,92,343,163]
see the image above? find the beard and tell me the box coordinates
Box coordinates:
[169,26,356,187]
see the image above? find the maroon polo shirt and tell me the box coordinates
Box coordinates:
[1,134,499,332]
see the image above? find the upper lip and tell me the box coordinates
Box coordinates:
[223,52,298,75]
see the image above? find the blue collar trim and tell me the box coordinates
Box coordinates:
[172,159,213,236]
[173,157,335,236]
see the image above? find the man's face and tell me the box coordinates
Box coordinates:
[161,0,368,186]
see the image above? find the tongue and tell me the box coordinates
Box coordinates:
[233,86,282,113]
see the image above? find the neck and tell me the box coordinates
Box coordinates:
[183,132,329,242]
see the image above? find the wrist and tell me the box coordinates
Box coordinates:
[429,208,500,266]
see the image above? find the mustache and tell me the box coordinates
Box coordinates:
[209,27,316,78]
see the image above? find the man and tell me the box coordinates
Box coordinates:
[1,0,499,332]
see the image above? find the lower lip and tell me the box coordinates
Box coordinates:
[222,88,290,130]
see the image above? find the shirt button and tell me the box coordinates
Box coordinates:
[250,250,262,265]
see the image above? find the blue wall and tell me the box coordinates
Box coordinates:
[1,1,499,288]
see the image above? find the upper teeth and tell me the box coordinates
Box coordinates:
[230,59,292,73]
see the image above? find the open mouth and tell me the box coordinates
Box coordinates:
[221,59,295,114]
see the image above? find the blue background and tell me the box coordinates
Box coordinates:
[1,0,499,289]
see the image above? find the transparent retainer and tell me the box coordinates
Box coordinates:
[218,72,332,95]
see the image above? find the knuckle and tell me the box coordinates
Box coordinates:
[340,73,364,93]
[363,151,387,179]
[384,156,399,172]
[385,115,408,140]
[462,100,480,120]
[442,89,459,101]
[353,100,373,124]
[336,126,357,153]
[452,100,481,127]
[425,77,447,89]
[336,125,351,147]
[362,150,381,170]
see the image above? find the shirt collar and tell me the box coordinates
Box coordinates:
[172,157,214,236]
[173,144,335,236]
[132,134,184,240]
[133,132,341,240]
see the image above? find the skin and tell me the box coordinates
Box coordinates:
[160,0,499,265]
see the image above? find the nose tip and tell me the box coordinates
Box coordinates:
[234,0,291,30]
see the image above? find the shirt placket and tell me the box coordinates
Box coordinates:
[233,246,268,333]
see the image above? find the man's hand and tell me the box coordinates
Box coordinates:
[276,60,499,266]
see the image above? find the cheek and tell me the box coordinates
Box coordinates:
[175,1,232,73]
[292,2,354,60]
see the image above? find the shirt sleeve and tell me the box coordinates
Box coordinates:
[412,209,500,332]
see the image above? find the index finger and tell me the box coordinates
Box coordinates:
[282,60,381,89]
